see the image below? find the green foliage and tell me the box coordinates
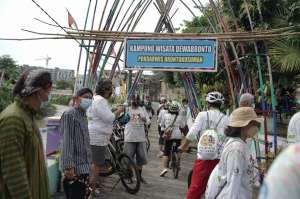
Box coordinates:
[36,102,57,120]
[56,80,73,90]
[51,95,72,106]
[0,55,20,112]
[0,82,14,112]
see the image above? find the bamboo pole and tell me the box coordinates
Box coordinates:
[256,0,278,156]
[243,0,267,163]
[209,0,248,92]
[193,0,237,107]
[74,0,92,91]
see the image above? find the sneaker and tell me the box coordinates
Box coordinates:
[160,169,168,177]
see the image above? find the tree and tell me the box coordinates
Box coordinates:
[0,55,20,112]
[56,80,72,90]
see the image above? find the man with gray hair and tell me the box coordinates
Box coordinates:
[239,93,255,108]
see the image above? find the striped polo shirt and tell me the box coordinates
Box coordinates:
[59,107,92,175]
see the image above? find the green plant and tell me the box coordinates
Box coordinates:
[51,95,72,106]
[36,102,57,120]
[56,80,73,90]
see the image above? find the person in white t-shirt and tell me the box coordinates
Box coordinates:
[124,96,149,184]
[206,107,262,199]
[159,101,186,177]
[287,87,300,144]
[157,98,169,157]
[179,92,229,199]
[87,79,124,194]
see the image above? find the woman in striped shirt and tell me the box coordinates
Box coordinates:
[0,69,52,199]
[59,87,93,199]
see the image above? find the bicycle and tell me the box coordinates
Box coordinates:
[99,130,141,194]
[170,141,181,179]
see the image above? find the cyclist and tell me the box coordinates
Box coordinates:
[144,95,155,127]
[157,98,169,157]
[124,96,149,184]
[160,101,186,177]
[179,98,189,136]
[179,91,229,199]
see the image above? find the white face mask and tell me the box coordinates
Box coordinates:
[38,93,51,109]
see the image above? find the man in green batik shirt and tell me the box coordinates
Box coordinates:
[0,69,52,199]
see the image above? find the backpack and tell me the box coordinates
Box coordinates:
[197,112,225,160]
[163,114,178,140]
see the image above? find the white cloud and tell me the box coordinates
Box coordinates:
[0,0,207,74]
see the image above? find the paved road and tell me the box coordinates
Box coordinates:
[98,116,196,199]
[53,113,196,199]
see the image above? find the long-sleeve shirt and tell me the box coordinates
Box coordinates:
[206,137,256,199]
[59,107,92,175]
[258,143,300,199]
[0,99,49,199]
[287,112,300,144]
[186,109,229,159]
[88,95,115,146]
[161,112,186,139]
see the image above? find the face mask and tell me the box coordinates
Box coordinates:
[39,93,51,109]
[247,126,259,138]
[252,104,256,109]
[80,98,92,110]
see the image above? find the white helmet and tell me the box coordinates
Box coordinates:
[206,91,225,104]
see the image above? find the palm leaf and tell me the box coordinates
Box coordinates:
[269,38,300,72]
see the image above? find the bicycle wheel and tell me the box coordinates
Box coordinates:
[170,152,179,179]
[118,154,141,194]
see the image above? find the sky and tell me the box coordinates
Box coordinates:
[0,0,208,74]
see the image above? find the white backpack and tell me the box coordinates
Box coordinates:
[197,112,225,160]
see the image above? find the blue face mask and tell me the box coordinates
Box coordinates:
[80,98,92,110]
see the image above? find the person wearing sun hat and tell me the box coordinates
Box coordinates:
[0,69,52,199]
[206,107,262,199]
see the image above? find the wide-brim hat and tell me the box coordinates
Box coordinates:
[228,107,263,128]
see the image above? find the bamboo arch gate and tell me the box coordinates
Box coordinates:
[3,0,300,164]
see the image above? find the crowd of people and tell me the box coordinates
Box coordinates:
[0,69,300,199]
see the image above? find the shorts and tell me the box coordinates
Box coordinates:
[124,142,148,166]
[158,126,165,145]
[90,145,107,166]
[163,139,181,156]
[186,159,219,199]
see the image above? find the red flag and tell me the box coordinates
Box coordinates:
[66,9,78,29]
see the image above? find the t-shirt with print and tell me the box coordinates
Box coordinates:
[124,107,148,142]
[287,112,300,144]
[258,143,300,199]
[186,109,229,159]
[161,112,186,140]
[206,137,257,199]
